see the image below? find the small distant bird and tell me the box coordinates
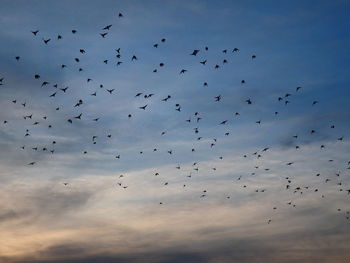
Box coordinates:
[190,49,200,56]
[31,30,39,35]
[42,38,51,44]
[107,89,115,94]
[103,24,112,30]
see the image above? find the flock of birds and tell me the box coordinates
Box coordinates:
[1,11,349,225]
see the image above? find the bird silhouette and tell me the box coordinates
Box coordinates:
[190,49,200,56]
[31,30,39,35]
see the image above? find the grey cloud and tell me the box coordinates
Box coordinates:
[0,185,95,226]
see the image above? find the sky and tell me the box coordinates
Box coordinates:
[0,0,350,262]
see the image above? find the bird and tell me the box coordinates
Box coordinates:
[42,38,51,44]
[190,49,200,56]
[103,24,112,30]
[31,30,39,35]
[107,89,115,94]
[41,81,49,87]
[162,95,171,101]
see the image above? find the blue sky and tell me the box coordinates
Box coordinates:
[0,1,350,262]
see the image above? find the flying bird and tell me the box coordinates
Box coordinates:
[190,49,200,56]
